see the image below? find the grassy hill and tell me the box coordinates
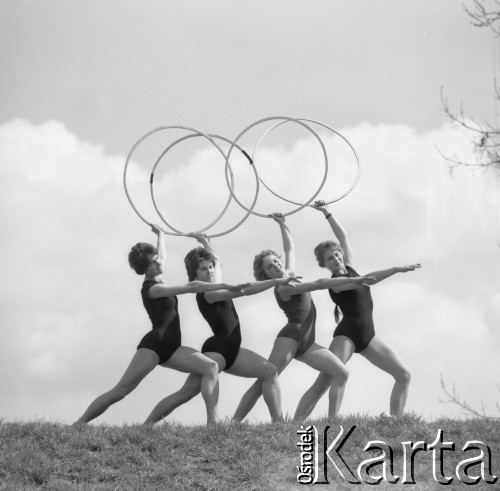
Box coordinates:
[0,413,498,490]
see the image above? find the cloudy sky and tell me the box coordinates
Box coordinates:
[1,0,499,426]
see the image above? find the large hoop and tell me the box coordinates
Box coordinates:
[149,133,259,238]
[123,126,259,238]
[124,126,215,231]
[124,118,360,235]
[224,116,329,218]
[252,118,361,207]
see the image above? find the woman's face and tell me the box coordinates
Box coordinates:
[196,259,215,282]
[145,254,163,277]
[262,254,286,279]
[322,248,344,273]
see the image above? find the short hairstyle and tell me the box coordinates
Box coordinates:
[184,247,217,281]
[314,240,342,268]
[128,242,157,275]
[253,249,281,281]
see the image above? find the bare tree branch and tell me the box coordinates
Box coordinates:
[464,0,500,35]
[440,85,500,171]
[440,375,500,419]
[439,2,500,171]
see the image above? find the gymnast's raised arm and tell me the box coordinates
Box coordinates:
[190,233,223,283]
[269,212,296,273]
[312,200,354,267]
[150,224,167,267]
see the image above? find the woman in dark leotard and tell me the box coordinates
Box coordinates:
[233,213,377,422]
[74,226,246,425]
[294,201,421,420]
[144,234,298,424]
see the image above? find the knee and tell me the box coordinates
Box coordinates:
[330,366,349,386]
[260,362,278,381]
[395,368,411,386]
[202,358,219,377]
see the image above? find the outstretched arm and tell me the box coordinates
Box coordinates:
[270,212,296,273]
[276,275,376,301]
[149,280,249,299]
[363,264,421,284]
[312,200,354,266]
[204,271,302,303]
[277,264,420,300]
[241,276,300,295]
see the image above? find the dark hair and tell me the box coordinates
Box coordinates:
[313,240,343,268]
[128,242,157,275]
[253,249,281,281]
[184,247,217,281]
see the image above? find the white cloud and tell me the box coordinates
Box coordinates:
[0,118,498,425]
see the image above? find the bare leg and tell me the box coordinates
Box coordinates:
[144,373,201,425]
[232,337,296,422]
[227,347,283,422]
[294,336,354,421]
[144,351,226,425]
[163,347,220,424]
[74,348,159,424]
[296,342,349,419]
[360,336,411,416]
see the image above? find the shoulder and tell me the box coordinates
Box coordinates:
[142,279,159,292]
[144,280,172,299]
[274,284,289,302]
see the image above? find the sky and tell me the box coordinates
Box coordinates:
[0,0,499,427]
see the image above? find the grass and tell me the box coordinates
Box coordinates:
[0,413,498,490]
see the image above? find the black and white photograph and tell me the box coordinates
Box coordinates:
[1,1,499,488]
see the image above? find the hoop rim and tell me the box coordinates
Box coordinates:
[124,118,361,236]
[149,133,235,234]
[150,133,259,238]
[252,118,361,207]
[224,116,329,218]
[123,126,259,238]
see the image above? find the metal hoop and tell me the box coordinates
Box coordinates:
[124,118,360,235]
[123,126,259,238]
[149,133,259,238]
[252,118,361,207]
[224,116,329,218]
[124,126,215,231]
[149,133,234,234]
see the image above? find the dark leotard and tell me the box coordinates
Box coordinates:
[197,293,242,371]
[329,266,375,353]
[274,287,316,357]
[137,279,181,364]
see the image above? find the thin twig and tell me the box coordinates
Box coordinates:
[440,375,500,419]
